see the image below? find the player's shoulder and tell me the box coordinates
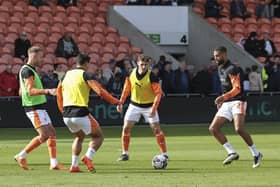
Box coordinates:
[83,71,96,81]
[21,65,34,78]
[149,69,159,83]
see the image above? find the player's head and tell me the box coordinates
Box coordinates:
[27,46,43,66]
[77,53,90,69]
[137,54,152,72]
[213,46,227,66]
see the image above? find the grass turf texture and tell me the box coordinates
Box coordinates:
[0,122,279,187]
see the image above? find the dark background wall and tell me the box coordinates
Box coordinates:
[0,95,279,128]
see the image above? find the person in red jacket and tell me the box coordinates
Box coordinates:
[0,64,19,96]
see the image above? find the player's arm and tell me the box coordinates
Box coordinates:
[216,73,241,105]
[84,72,119,104]
[87,80,119,104]
[151,82,162,112]
[222,73,241,100]
[56,82,63,113]
[119,77,131,104]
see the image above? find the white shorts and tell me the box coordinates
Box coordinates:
[216,100,247,122]
[124,104,159,123]
[63,114,99,135]
[26,109,52,129]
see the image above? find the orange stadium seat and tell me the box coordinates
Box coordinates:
[78,43,89,53]
[66,6,80,18]
[79,25,92,35]
[89,43,102,54]
[218,17,231,27]
[15,1,27,9]
[80,16,95,26]
[12,57,23,65]
[83,6,97,16]
[55,57,68,65]
[11,63,21,74]
[39,6,52,16]
[0,16,8,26]
[91,33,104,45]
[38,16,51,25]
[0,5,11,16]
[233,25,246,35]
[13,6,25,17]
[26,5,38,15]
[37,23,50,35]
[232,33,245,42]
[52,16,65,25]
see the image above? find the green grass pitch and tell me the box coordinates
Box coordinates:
[0,122,279,187]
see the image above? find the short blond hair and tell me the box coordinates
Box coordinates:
[28,46,42,55]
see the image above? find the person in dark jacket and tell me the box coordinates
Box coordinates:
[14,32,32,61]
[55,33,79,59]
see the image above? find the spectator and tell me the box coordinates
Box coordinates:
[255,0,267,19]
[271,0,280,18]
[107,72,124,95]
[259,32,276,57]
[14,32,32,61]
[55,33,79,59]
[190,65,212,95]
[94,68,107,88]
[41,68,59,90]
[249,65,264,92]
[157,55,167,74]
[122,58,133,81]
[174,62,190,93]
[208,58,221,94]
[230,0,250,19]
[244,32,262,57]
[267,55,280,91]
[29,0,49,7]
[103,59,122,84]
[161,61,175,94]
[53,63,66,81]
[0,64,19,96]
[57,0,77,8]
[243,67,251,92]
[205,0,224,18]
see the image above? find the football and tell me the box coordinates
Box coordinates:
[152,154,168,169]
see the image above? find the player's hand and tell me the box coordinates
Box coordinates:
[48,89,57,96]
[116,104,123,113]
[215,96,224,105]
[149,109,156,117]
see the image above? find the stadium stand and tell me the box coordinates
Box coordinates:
[0,0,142,74]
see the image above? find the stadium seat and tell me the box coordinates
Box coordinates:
[37,23,50,35]
[52,16,65,26]
[83,6,97,16]
[131,47,142,56]
[89,53,99,63]
[13,6,25,17]
[68,57,77,66]
[12,57,23,65]
[218,17,231,27]
[66,6,80,18]
[0,5,10,16]
[26,6,38,15]
[39,6,52,16]
[55,57,68,65]
[79,25,92,35]
[89,43,102,54]
[0,16,8,27]
[233,25,246,35]
[91,33,105,45]
[232,33,245,43]
[78,43,89,53]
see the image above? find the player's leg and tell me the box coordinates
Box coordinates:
[233,108,262,168]
[118,104,140,161]
[117,120,136,161]
[70,130,85,172]
[81,115,103,172]
[209,115,239,165]
[14,110,50,170]
[149,122,168,159]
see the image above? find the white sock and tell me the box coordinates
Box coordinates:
[85,147,96,160]
[122,151,128,155]
[248,144,259,157]
[50,158,58,167]
[161,152,168,156]
[72,155,79,167]
[223,142,237,154]
[18,150,27,159]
